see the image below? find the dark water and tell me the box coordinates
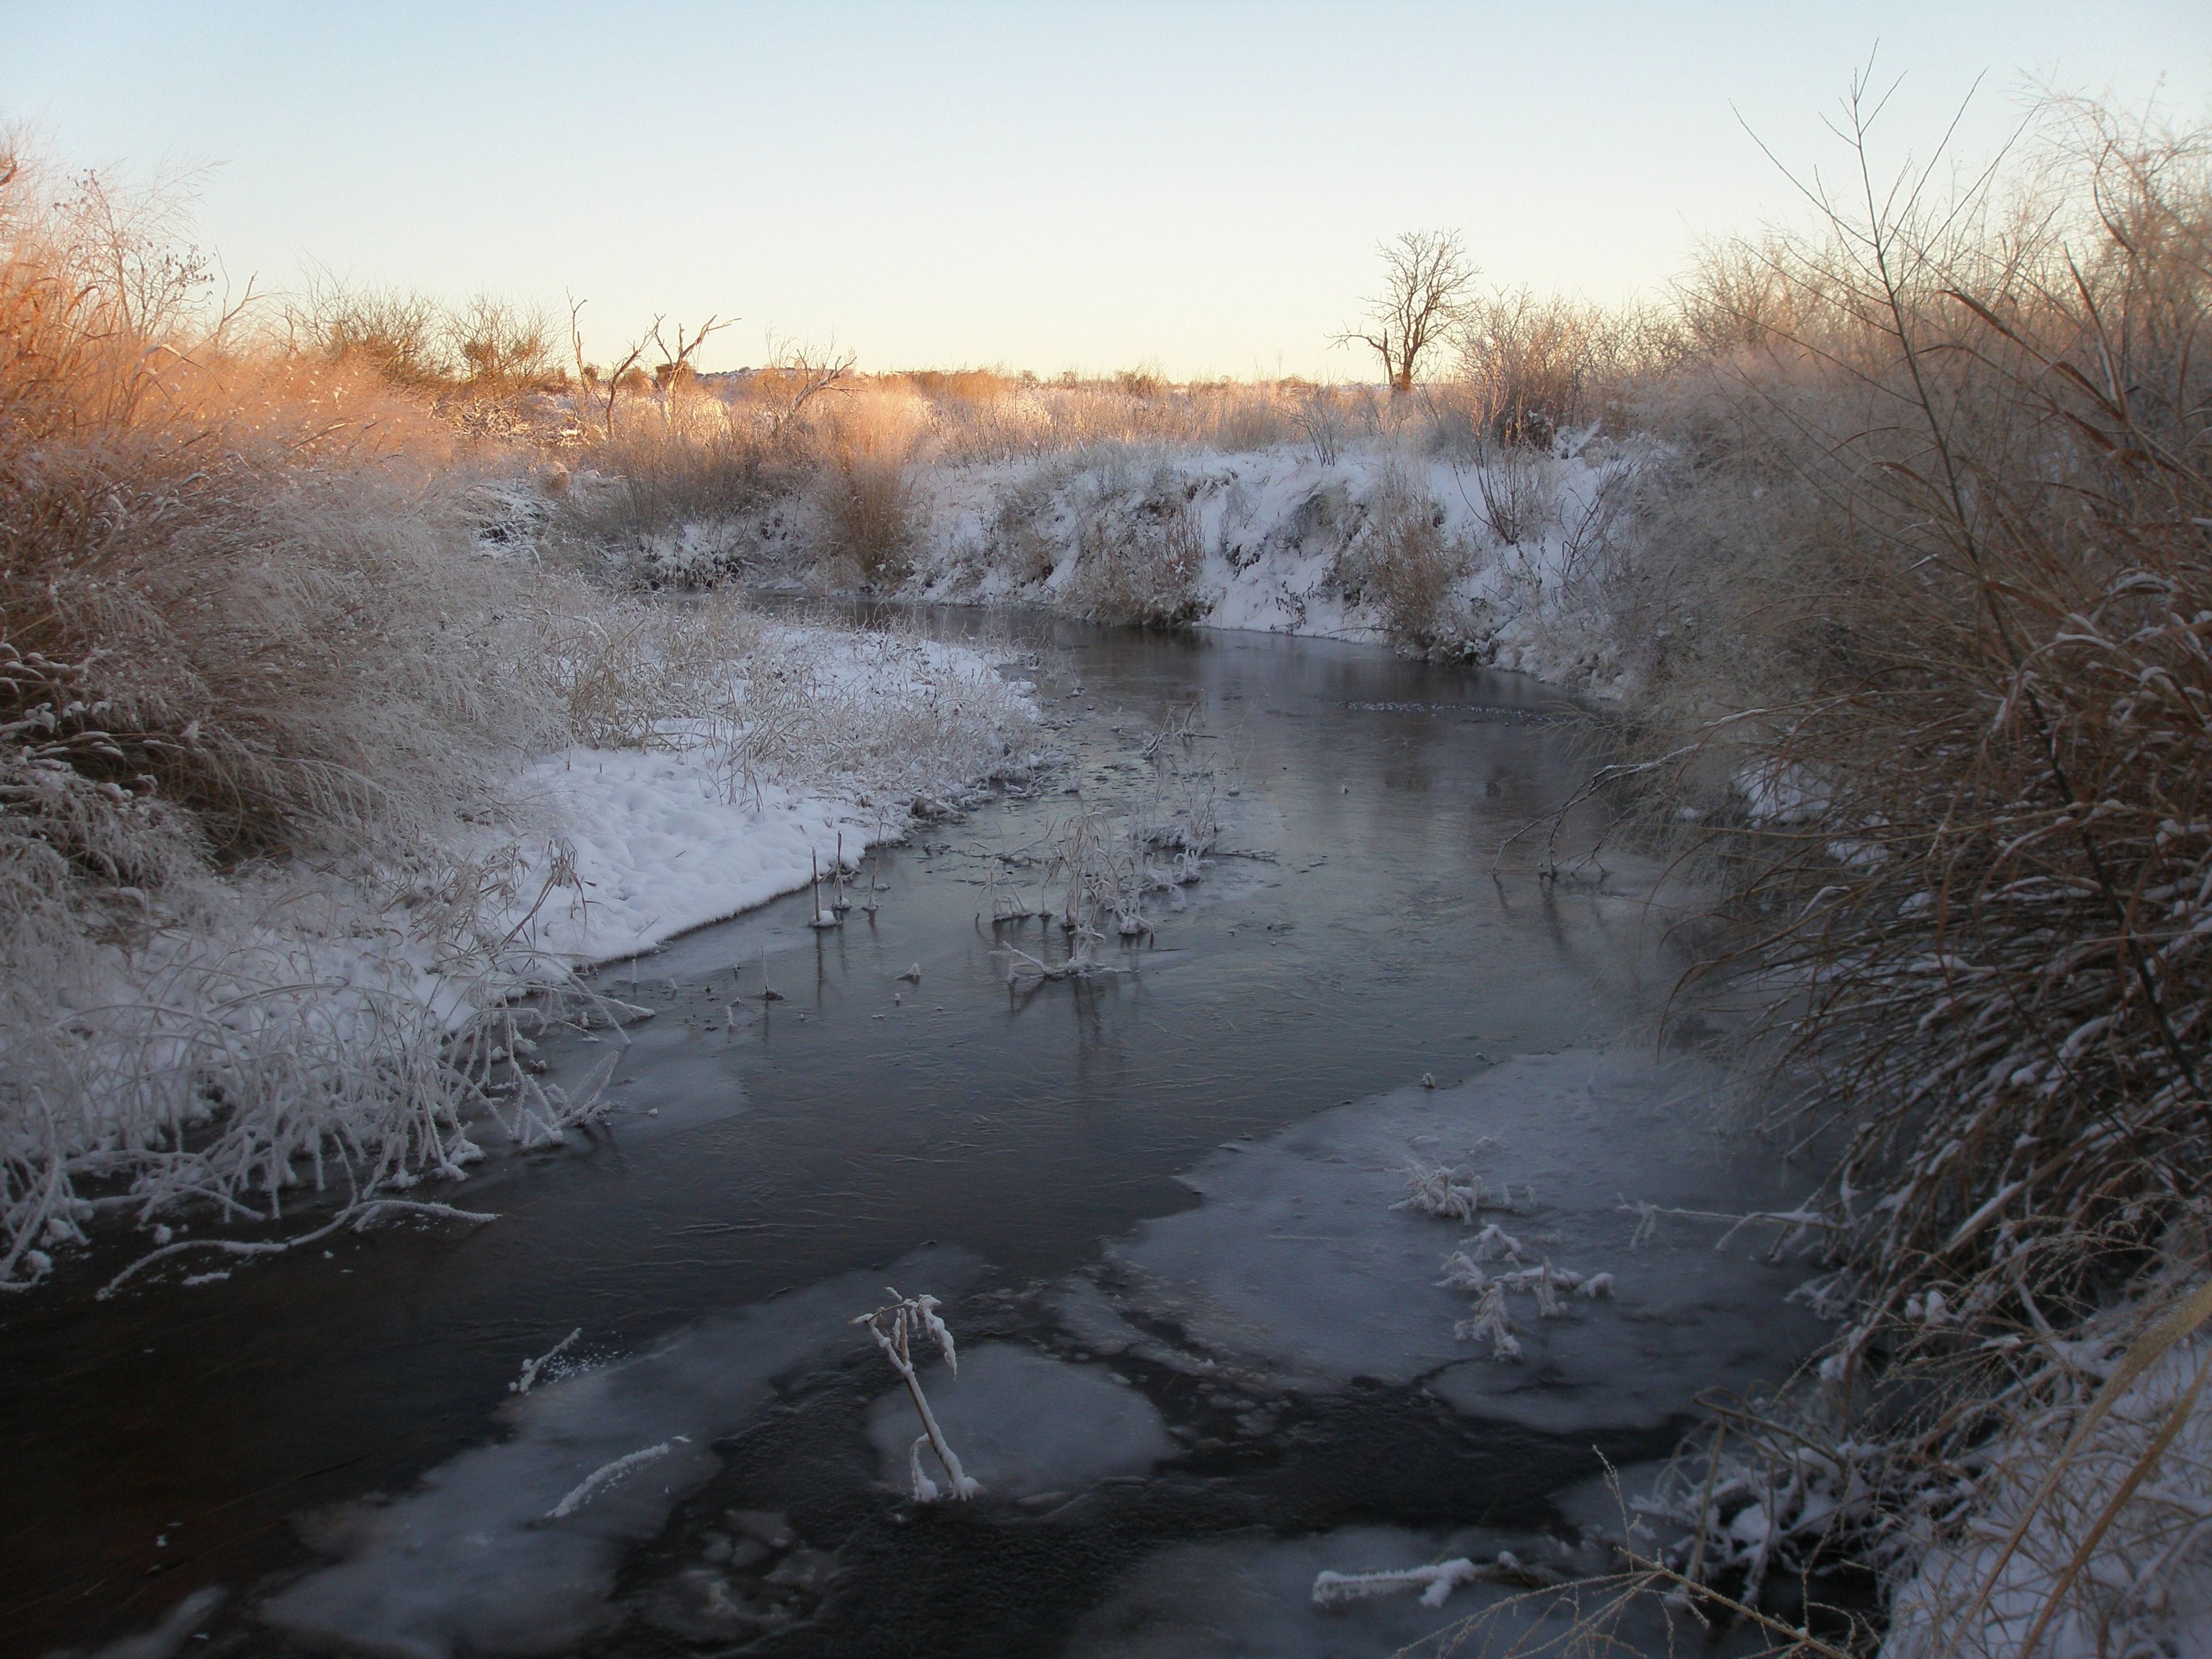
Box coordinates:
[0,617,1699,1656]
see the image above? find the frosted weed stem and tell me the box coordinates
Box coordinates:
[855,1289,980,1502]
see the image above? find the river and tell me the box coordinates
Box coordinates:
[1,615,1825,1657]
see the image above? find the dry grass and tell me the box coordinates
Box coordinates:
[0,142,589,1287]
[0,145,1041,1294]
[1642,99,2212,1311]
[1062,458,1210,626]
[1484,94,2212,1656]
[0,150,541,870]
[1331,462,1478,650]
[805,388,928,585]
[1450,289,1664,448]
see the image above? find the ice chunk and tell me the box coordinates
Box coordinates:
[262,1247,978,1658]
[1074,1050,1827,1435]
[1064,1524,1642,1659]
[864,1343,1174,1499]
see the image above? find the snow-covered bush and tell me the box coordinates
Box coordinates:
[1482,99,2212,1654]
[1063,461,1211,627]
[0,147,1039,1295]
[1329,463,1479,650]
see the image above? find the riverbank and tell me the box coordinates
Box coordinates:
[0,617,1039,1298]
[6,624,1760,1657]
[580,435,1634,698]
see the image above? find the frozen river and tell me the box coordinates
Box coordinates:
[1,615,1825,1656]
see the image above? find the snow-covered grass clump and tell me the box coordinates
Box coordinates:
[1,599,1035,1295]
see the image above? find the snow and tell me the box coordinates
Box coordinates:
[862,1343,1176,1499]
[1063,1527,1478,1659]
[261,1247,980,1659]
[75,1587,226,1659]
[506,622,1036,966]
[1310,1557,1483,1608]
[0,618,1038,1294]
[890,440,1634,692]
[1055,1048,1829,1435]
[1062,1523,1666,1659]
[509,751,878,963]
[1881,1328,2212,1659]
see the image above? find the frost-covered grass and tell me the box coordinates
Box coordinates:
[1882,1290,2212,1659]
[597,427,1636,691]
[0,149,1038,1292]
[995,725,1224,986]
[1411,103,2212,1659]
[1,607,1035,1295]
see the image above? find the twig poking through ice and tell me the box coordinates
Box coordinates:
[1468,1221,1525,1264]
[855,1288,980,1502]
[1394,1161,1484,1222]
[1395,1160,1528,1223]
[1442,1255,1613,1353]
[1618,1197,1835,1257]
[1454,1282,1524,1360]
[1312,1558,1483,1608]
[96,1198,497,1300]
[512,1328,581,1395]
[1437,1250,1488,1293]
[546,1441,675,1519]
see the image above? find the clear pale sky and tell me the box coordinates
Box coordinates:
[3,1,2205,378]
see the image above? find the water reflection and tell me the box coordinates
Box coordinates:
[0,614,1673,1651]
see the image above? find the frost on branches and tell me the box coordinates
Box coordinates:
[855,1289,982,1503]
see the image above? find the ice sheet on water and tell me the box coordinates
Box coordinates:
[75,1587,226,1659]
[260,1246,980,1659]
[863,1343,1175,1499]
[1063,1524,1620,1659]
[1063,1049,1827,1434]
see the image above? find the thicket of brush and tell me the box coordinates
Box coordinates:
[0,146,579,943]
[0,145,568,1286]
[1508,98,2212,1656]
[0,147,1033,1295]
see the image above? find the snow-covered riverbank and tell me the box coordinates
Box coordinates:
[617,438,1636,695]
[1,620,1038,1295]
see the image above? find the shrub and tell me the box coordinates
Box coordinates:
[0,145,577,1289]
[0,158,533,869]
[1332,465,1475,650]
[1065,464,1209,626]
[1534,101,2212,1643]
[547,392,784,561]
[1454,287,1661,445]
[813,451,918,586]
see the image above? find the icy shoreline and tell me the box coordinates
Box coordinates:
[1,620,1039,1296]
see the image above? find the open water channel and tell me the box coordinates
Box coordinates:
[2,615,1827,1658]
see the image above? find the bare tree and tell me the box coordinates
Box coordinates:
[566,302,732,437]
[1335,230,1478,394]
[569,297,642,437]
[757,331,855,441]
[647,313,728,390]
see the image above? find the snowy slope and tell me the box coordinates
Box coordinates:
[888,439,1637,692]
